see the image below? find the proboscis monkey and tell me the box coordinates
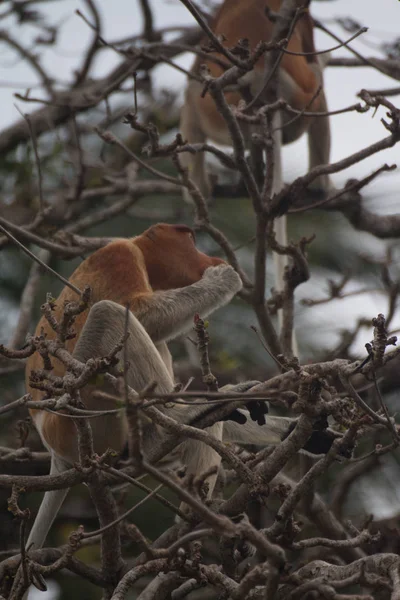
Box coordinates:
[24,223,335,558]
[180,0,333,349]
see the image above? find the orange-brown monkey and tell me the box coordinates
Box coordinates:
[180,0,334,352]
[25,223,296,556]
[27,223,228,462]
[180,0,332,198]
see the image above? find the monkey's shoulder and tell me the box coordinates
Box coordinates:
[70,239,150,300]
[79,239,144,275]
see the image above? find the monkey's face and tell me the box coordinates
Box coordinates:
[139,223,225,290]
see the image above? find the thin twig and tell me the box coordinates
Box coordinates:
[0,224,82,296]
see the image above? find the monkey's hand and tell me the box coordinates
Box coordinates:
[202,264,243,297]
[220,381,268,426]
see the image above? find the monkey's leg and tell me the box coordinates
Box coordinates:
[75,300,223,498]
[74,300,173,396]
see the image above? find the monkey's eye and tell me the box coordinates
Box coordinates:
[188,232,195,242]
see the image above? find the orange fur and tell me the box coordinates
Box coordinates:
[186,0,325,147]
[26,223,224,458]
[180,1,333,357]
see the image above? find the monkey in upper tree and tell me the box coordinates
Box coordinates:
[181,0,332,200]
[25,223,337,557]
[179,0,334,348]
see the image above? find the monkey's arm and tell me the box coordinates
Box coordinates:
[135,264,242,343]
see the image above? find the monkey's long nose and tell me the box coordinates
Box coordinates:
[197,252,226,278]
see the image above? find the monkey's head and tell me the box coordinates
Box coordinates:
[135,223,225,290]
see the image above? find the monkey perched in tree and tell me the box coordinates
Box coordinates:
[25,223,337,557]
[180,0,332,199]
[179,0,334,352]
